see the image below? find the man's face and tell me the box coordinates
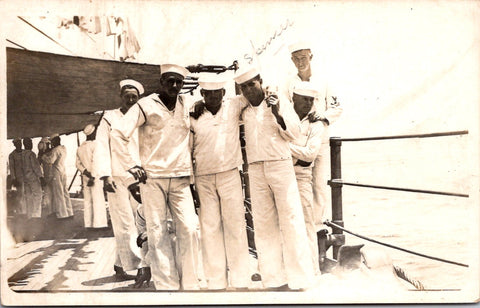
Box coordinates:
[291,49,312,72]
[121,88,139,111]
[239,77,264,106]
[292,93,315,116]
[160,73,184,98]
[13,140,22,149]
[201,89,225,107]
[23,138,33,150]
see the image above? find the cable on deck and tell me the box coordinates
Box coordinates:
[325,220,469,268]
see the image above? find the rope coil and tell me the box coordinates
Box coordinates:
[393,265,425,290]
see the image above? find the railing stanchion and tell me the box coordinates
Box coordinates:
[330,137,343,259]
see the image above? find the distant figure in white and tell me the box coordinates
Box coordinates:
[111,65,201,290]
[38,137,53,217]
[42,134,74,218]
[75,124,108,229]
[289,82,329,276]
[9,138,26,215]
[21,137,44,220]
[284,41,343,234]
[189,75,251,290]
[232,66,314,290]
[95,79,146,282]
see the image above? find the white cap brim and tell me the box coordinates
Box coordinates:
[288,41,311,54]
[198,74,227,90]
[119,79,145,95]
[233,66,260,84]
[292,81,319,98]
[160,64,190,78]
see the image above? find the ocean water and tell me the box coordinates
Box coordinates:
[332,134,478,292]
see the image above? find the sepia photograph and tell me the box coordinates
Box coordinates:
[1,0,479,305]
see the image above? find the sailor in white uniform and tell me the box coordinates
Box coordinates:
[231,66,314,290]
[190,75,251,290]
[76,124,108,229]
[289,82,328,275]
[110,65,201,290]
[95,79,145,280]
[284,40,343,233]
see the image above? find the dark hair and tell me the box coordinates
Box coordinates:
[120,85,140,96]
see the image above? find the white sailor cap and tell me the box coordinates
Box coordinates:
[83,124,95,136]
[288,40,311,54]
[293,82,319,98]
[160,64,190,78]
[119,79,144,95]
[50,133,60,139]
[233,66,260,85]
[198,74,227,90]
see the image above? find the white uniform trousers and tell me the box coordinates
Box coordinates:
[15,182,27,215]
[107,177,142,271]
[135,204,150,268]
[196,168,251,289]
[294,165,320,276]
[248,160,314,289]
[140,177,200,290]
[24,178,42,219]
[82,175,108,228]
[312,144,331,231]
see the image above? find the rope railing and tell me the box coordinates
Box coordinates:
[325,220,469,268]
[326,130,470,260]
[338,130,468,142]
[330,180,469,198]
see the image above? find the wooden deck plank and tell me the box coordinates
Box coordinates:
[91,238,117,288]
[75,237,108,291]
[29,246,75,291]
[6,244,49,280]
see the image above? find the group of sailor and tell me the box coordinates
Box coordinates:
[11,40,343,291]
[8,133,74,237]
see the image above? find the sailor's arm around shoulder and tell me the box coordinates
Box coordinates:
[274,94,301,140]
[289,120,325,162]
[110,102,145,171]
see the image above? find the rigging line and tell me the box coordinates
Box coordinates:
[331,180,469,198]
[18,16,77,56]
[324,220,469,268]
[6,39,27,50]
[339,130,468,142]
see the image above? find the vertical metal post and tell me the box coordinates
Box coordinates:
[330,137,343,259]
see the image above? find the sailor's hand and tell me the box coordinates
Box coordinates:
[295,159,312,167]
[87,177,95,187]
[128,166,147,184]
[308,112,329,125]
[128,183,142,204]
[136,232,147,248]
[102,176,117,193]
[83,169,93,179]
[189,101,205,119]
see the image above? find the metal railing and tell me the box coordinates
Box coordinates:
[327,130,469,259]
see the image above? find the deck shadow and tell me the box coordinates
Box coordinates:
[81,275,127,287]
[8,238,96,290]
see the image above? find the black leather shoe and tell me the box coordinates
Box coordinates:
[114,265,136,281]
[133,267,151,288]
